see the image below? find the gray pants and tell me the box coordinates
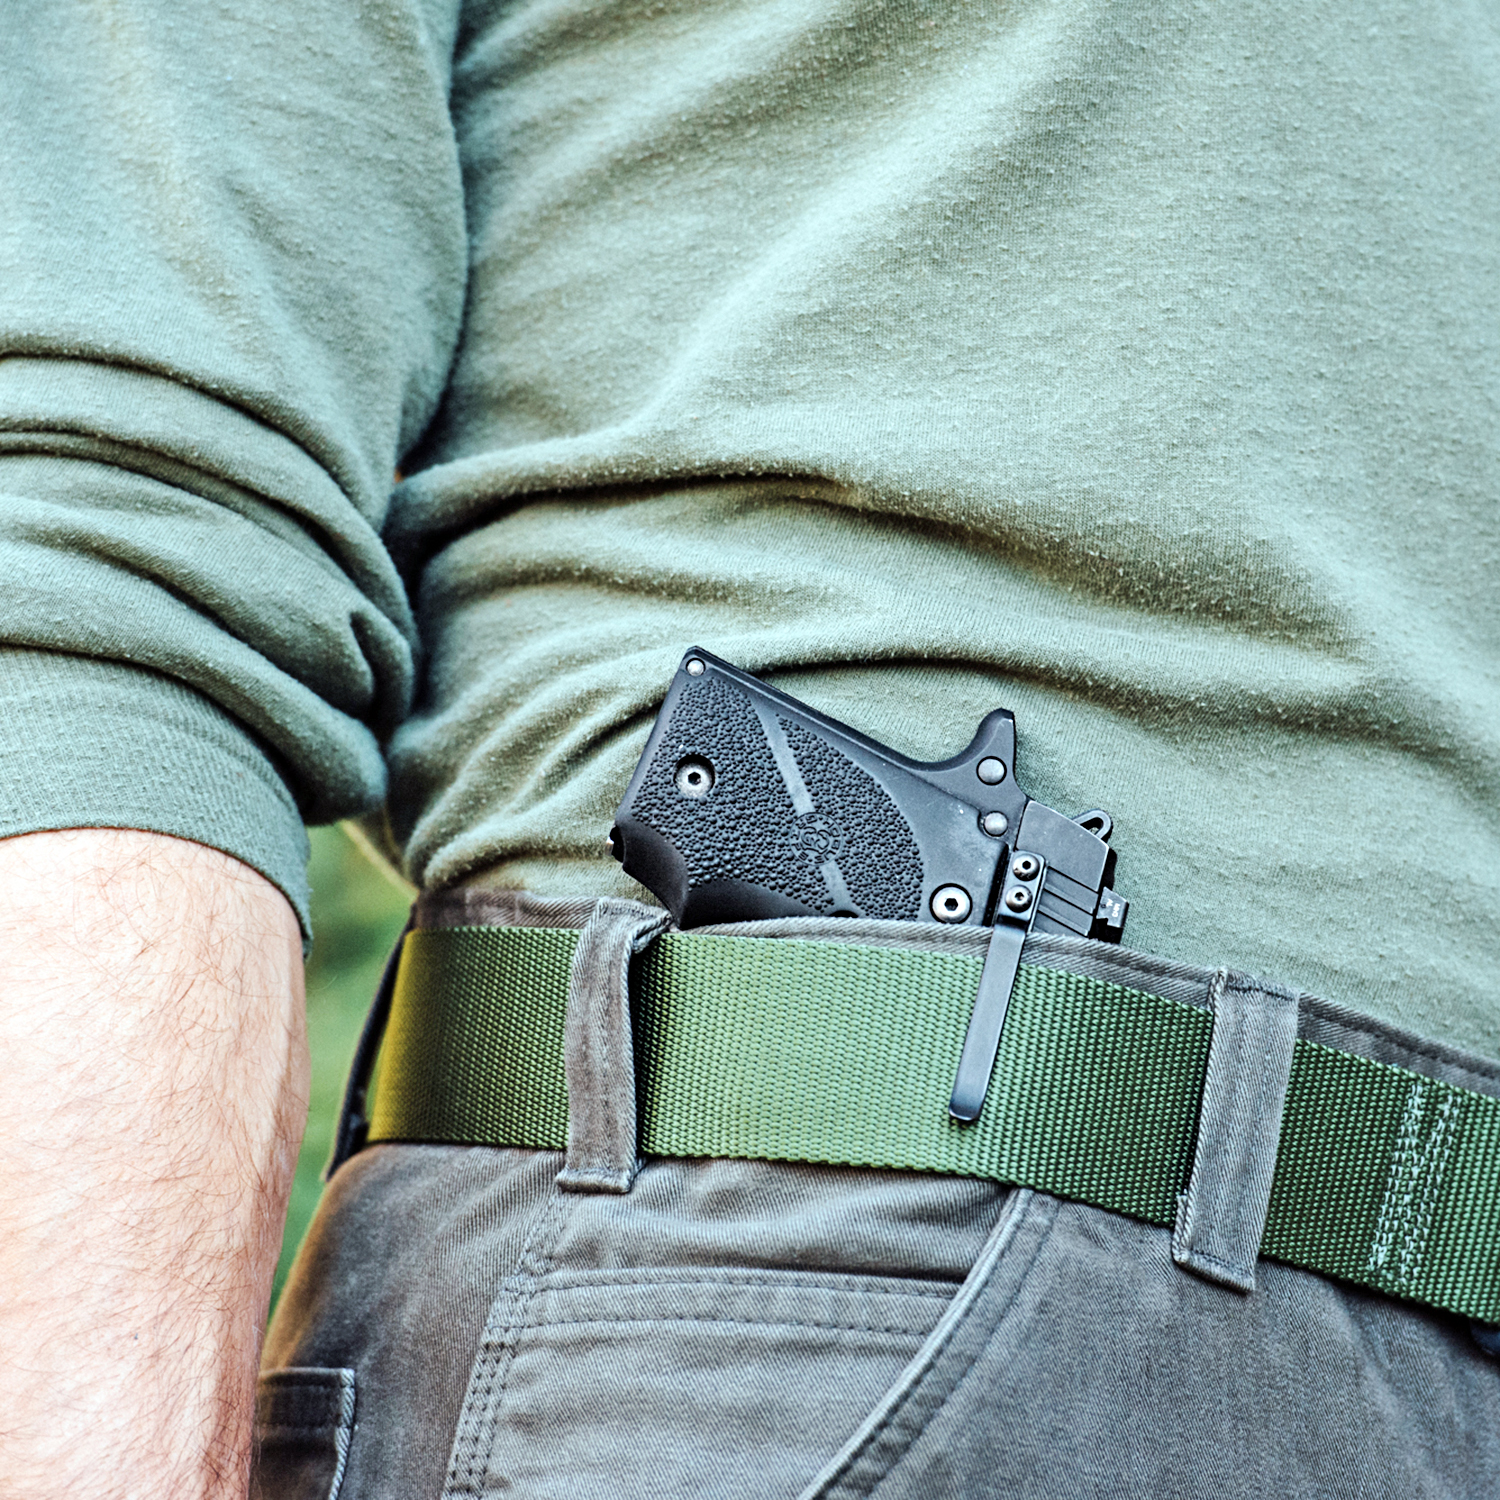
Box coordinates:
[258,902,1500,1499]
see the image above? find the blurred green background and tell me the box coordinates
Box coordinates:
[272,822,413,1308]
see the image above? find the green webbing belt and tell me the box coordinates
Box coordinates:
[367,926,1500,1324]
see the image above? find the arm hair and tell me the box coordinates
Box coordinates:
[0,829,307,1498]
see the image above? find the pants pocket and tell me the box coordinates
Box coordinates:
[810,1194,1500,1500]
[252,1367,357,1500]
[800,1187,1050,1498]
[461,1266,957,1499]
[449,1188,1034,1500]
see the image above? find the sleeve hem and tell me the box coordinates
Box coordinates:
[0,647,311,939]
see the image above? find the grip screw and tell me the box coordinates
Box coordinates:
[980,811,1008,837]
[1004,886,1032,913]
[685,657,706,676]
[1011,854,1041,881]
[674,756,715,798]
[976,757,1007,785]
[930,884,972,923]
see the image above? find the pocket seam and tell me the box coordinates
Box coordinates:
[797,1189,1057,1500]
[529,1314,948,1336]
[540,1269,958,1297]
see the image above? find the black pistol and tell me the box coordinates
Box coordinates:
[608,649,1127,940]
[608,649,1130,1122]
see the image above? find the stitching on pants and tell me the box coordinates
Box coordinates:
[1180,1246,1252,1278]
[521,1313,946,1337]
[1169,971,1224,1269]
[855,1198,1057,1499]
[797,1190,1054,1500]
[539,1270,957,1297]
[442,1189,571,1500]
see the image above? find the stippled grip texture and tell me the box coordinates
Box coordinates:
[779,718,923,917]
[629,673,829,911]
[627,673,924,919]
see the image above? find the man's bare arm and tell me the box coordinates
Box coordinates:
[0,829,307,1499]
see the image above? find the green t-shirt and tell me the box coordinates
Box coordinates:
[3,0,1497,1053]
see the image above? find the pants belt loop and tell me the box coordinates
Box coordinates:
[1172,968,1300,1292]
[555,899,672,1195]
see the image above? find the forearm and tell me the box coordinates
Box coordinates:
[0,829,307,1499]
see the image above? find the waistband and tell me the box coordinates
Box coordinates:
[333,889,1500,1328]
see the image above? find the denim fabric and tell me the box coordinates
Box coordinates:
[259,903,1500,1499]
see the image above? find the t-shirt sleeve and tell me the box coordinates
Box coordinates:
[0,0,468,929]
